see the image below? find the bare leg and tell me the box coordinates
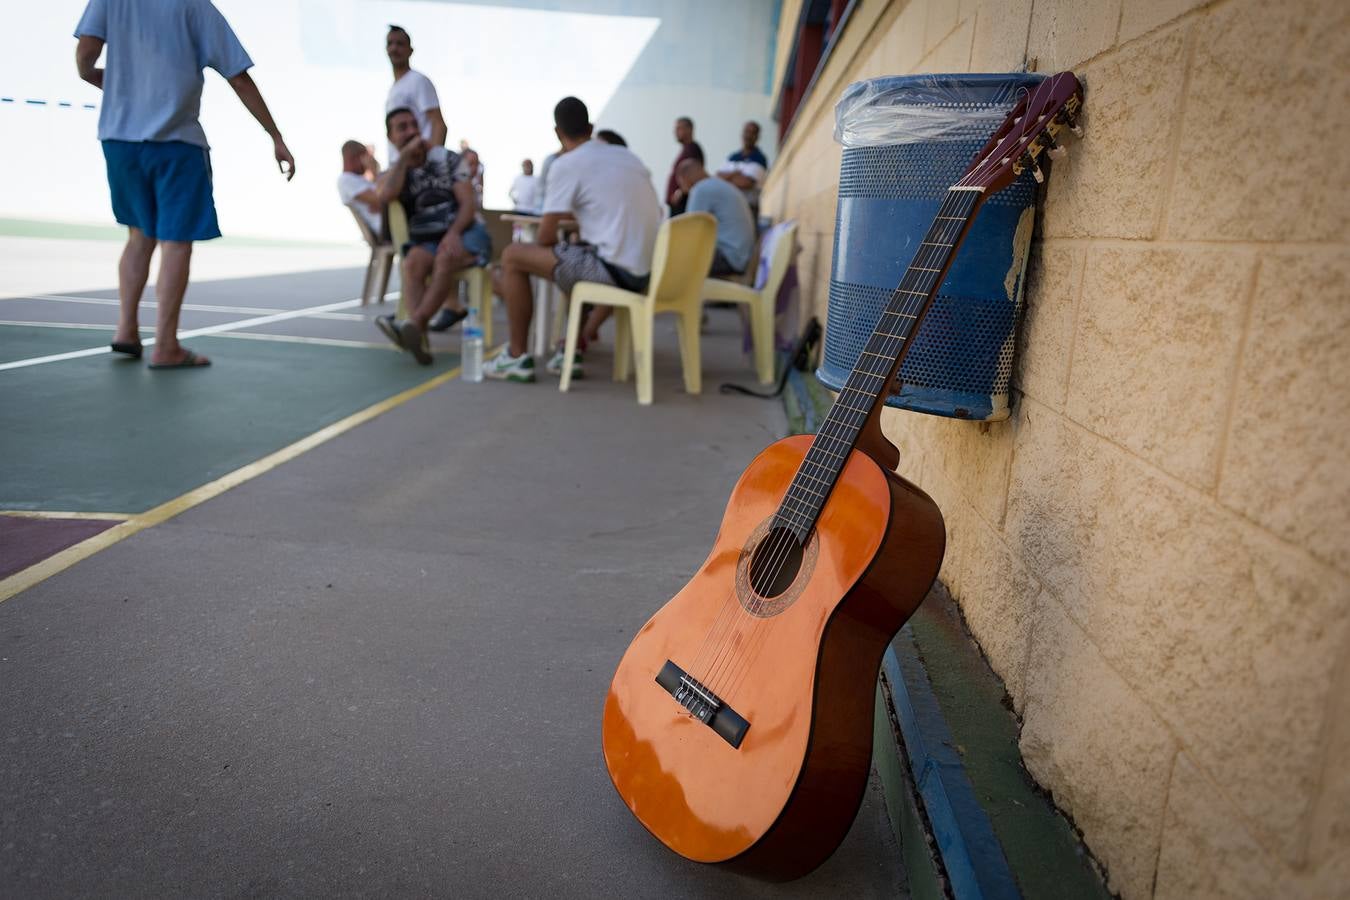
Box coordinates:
[401,248,434,321]
[414,246,473,329]
[115,228,157,345]
[150,241,207,366]
[494,243,558,357]
[581,305,613,344]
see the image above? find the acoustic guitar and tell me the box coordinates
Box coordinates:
[603,72,1085,881]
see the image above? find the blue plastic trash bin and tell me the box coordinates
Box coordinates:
[819,73,1045,421]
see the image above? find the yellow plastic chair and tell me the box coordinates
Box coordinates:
[387,201,495,347]
[559,212,717,405]
[702,220,798,385]
[349,207,395,306]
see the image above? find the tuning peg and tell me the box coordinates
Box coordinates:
[1019,152,1045,184]
[1056,108,1084,138]
[1041,133,1068,160]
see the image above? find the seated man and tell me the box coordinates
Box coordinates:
[373,107,491,364]
[676,158,755,278]
[337,139,382,237]
[485,96,661,382]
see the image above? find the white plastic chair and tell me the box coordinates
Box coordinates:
[350,207,395,307]
[387,201,495,347]
[560,212,717,405]
[702,220,797,385]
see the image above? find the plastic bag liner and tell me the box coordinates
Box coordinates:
[834,73,1044,148]
[820,73,1045,422]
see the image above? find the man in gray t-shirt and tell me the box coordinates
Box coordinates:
[676,159,756,277]
[75,0,294,368]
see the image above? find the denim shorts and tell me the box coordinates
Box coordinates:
[402,220,492,267]
[102,140,221,242]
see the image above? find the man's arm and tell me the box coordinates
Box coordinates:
[225,71,295,180]
[425,108,448,147]
[436,181,477,257]
[75,36,104,89]
[719,171,756,189]
[448,181,475,236]
[374,153,414,207]
[353,188,381,214]
[536,212,568,247]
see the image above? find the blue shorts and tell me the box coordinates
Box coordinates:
[402,220,492,267]
[102,140,221,242]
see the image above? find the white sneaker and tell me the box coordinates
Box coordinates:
[546,347,584,379]
[483,348,536,382]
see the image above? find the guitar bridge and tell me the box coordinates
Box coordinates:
[655,660,750,749]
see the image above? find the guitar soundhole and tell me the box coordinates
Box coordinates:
[736,519,819,618]
[748,527,804,598]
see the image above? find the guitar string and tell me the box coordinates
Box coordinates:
[700,190,980,700]
[706,85,1057,700]
[704,191,979,700]
[700,190,977,697]
[691,78,1054,700]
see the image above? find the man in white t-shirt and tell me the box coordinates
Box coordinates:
[384,25,445,164]
[509,159,539,213]
[484,96,660,383]
[337,140,382,237]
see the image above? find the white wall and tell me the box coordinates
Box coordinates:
[0,0,779,243]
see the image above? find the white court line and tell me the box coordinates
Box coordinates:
[0,296,377,372]
[0,320,397,351]
[7,293,366,321]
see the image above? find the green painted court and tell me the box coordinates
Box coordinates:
[1,324,456,514]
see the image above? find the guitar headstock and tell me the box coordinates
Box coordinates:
[956,71,1085,193]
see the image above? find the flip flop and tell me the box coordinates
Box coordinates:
[110,341,143,359]
[398,320,433,365]
[148,349,211,370]
[375,314,404,349]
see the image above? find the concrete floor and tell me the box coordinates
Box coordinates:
[0,274,905,896]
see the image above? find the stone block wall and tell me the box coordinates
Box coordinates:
[760,1,1350,897]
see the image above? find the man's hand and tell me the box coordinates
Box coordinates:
[400,137,428,168]
[438,230,465,259]
[75,36,105,89]
[274,136,295,181]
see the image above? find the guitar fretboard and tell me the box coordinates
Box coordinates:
[775,188,984,541]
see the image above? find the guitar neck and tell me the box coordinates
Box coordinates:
[775,187,985,539]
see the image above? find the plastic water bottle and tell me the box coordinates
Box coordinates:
[461,307,484,382]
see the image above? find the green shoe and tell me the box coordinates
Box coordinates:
[545,347,584,379]
[483,349,535,383]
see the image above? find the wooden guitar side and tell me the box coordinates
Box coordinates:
[601,434,945,880]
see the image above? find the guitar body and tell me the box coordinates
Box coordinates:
[601,434,945,880]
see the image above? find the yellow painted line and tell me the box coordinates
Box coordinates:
[0,510,132,521]
[0,363,463,604]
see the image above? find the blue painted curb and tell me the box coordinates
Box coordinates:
[884,627,1022,900]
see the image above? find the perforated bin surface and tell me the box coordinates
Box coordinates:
[819,73,1044,421]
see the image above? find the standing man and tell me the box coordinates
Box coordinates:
[717,120,769,220]
[486,97,660,383]
[664,116,703,216]
[75,0,295,370]
[384,25,446,164]
[510,159,539,213]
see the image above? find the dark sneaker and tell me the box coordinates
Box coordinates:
[398,320,433,365]
[375,314,403,348]
[428,307,469,332]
